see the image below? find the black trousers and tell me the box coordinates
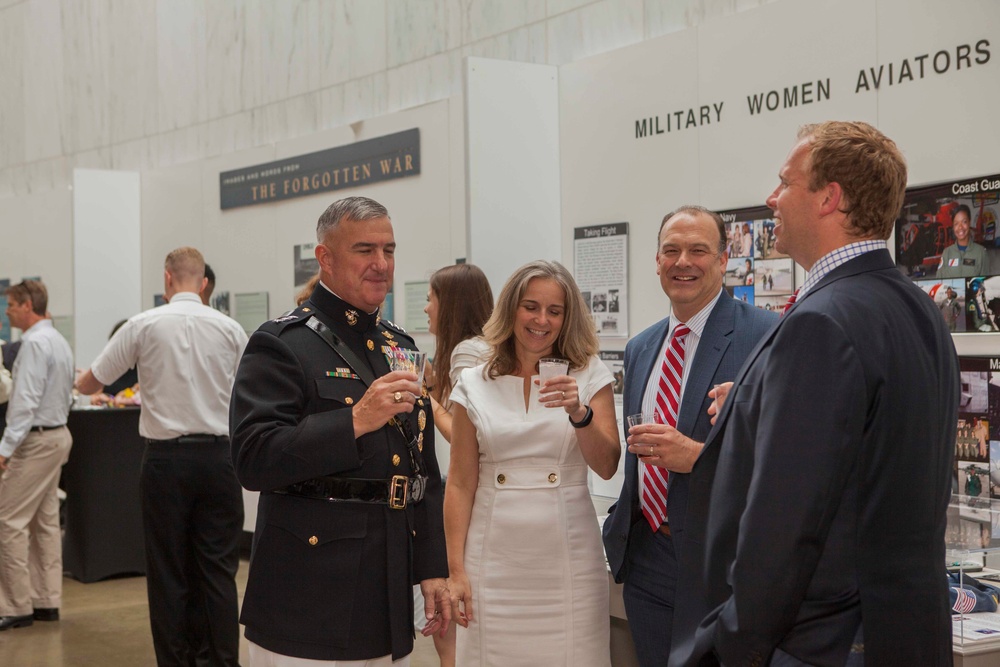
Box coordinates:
[141,439,243,667]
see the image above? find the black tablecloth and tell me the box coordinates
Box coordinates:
[62,407,146,583]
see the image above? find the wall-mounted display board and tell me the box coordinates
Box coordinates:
[951,356,1000,550]
[896,173,1000,333]
[718,206,796,312]
[574,223,629,337]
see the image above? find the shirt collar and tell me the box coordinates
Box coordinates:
[670,287,723,337]
[168,292,202,304]
[22,318,54,339]
[799,240,886,299]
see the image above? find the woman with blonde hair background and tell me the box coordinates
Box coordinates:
[444,260,619,666]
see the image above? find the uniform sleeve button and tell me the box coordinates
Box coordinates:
[548,473,557,483]
[497,474,506,484]
[308,536,318,546]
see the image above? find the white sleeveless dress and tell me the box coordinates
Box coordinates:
[450,355,613,666]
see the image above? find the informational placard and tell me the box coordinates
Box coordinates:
[599,350,625,402]
[897,173,1000,334]
[211,291,231,316]
[219,128,420,209]
[293,243,319,290]
[719,206,796,313]
[403,281,429,333]
[574,223,628,338]
[234,292,270,334]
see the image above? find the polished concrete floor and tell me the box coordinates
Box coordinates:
[0,559,440,666]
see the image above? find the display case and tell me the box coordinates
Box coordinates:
[947,495,1000,665]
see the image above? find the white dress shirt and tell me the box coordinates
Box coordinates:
[91,292,249,440]
[637,288,724,506]
[0,319,74,458]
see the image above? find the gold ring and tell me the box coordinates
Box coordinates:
[393,391,403,403]
[650,446,654,456]
[561,391,565,399]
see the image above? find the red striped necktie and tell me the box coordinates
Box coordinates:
[641,323,689,531]
[781,288,800,316]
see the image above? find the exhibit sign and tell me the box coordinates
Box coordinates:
[219,128,421,210]
[897,172,1000,333]
[575,223,629,338]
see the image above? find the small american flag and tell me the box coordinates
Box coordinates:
[953,587,978,614]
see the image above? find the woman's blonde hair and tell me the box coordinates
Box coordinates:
[483,260,597,378]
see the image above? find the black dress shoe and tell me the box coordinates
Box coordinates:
[0,614,33,630]
[33,607,59,621]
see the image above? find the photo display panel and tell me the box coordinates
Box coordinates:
[896,173,1000,333]
[718,205,795,311]
[950,356,1000,552]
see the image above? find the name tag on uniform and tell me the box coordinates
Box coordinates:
[964,258,977,266]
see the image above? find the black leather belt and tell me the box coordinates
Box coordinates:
[32,425,65,432]
[276,475,427,510]
[147,434,229,445]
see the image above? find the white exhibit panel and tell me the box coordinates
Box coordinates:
[73,168,141,368]
[874,0,1000,187]
[555,0,1000,500]
[560,31,703,339]
[695,0,879,209]
[466,57,561,294]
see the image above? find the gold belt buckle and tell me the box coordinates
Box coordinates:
[389,475,408,510]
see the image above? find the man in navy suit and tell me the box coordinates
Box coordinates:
[602,206,776,665]
[673,122,959,666]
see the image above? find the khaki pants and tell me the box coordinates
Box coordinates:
[0,427,72,616]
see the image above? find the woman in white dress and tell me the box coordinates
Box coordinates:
[444,260,620,666]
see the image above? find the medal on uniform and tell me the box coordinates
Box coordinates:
[367,340,374,351]
[417,432,424,452]
[345,310,358,326]
[418,409,426,432]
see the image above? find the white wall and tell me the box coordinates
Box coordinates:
[72,168,141,367]
[466,57,562,291]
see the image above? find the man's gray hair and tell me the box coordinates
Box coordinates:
[316,196,390,242]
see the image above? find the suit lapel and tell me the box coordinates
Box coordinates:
[626,318,670,417]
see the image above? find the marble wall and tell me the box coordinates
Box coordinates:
[0,0,782,198]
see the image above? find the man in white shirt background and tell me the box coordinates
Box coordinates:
[77,247,249,666]
[0,279,74,631]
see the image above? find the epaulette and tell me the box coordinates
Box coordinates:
[378,317,414,345]
[258,305,313,333]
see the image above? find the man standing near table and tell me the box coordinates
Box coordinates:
[76,247,248,666]
[602,207,776,664]
[675,122,960,666]
[0,280,73,631]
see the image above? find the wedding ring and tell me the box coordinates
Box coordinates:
[393,391,403,403]
[561,391,565,399]
[650,446,654,456]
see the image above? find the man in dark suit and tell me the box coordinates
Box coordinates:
[674,122,960,666]
[602,206,776,665]
[230,196,451,665]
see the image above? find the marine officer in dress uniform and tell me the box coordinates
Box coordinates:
[230,196,451,666]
